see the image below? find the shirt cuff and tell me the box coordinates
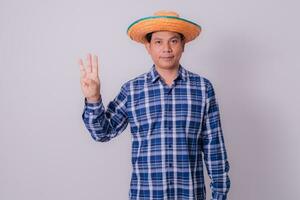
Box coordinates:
[84,97,102,107]
[83,97,104,115]
[212,192,227,200]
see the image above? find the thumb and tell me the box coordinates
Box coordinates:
[88,79,93,85]
[81,78,89,86]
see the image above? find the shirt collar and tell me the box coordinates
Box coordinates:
[147,64,188,83]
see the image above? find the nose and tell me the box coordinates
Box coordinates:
[162,42,172,52]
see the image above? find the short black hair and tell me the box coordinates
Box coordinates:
[145,32,185,43]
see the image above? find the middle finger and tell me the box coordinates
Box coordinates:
[85,53,92,73]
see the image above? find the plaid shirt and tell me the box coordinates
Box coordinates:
[82,65,230,200]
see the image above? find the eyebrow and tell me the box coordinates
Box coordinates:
[152,36,181,40]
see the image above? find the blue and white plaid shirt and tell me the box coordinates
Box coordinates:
[82,65,230,200]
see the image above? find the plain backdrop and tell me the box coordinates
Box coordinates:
[1,0,299,199]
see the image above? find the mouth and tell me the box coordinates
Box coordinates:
[160,56,174,60]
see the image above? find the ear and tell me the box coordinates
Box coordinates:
[182,43,185,52]
[145,42,151,54]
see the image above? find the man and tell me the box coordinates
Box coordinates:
[79,11,230,200]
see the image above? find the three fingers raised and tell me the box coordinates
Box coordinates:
[79,53,99,77]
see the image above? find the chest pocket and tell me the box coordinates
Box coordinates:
[127,89,162,139]
[163,83,204,139]
[185,83,205,138]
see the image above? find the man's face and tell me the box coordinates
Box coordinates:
[145,31,185,70]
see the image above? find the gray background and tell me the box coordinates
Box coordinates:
[1,0,299,199]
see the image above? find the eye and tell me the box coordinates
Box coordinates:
[171,39,178,44]
[154,40,161,44]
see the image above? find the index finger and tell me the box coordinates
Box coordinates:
[78,58,86,78]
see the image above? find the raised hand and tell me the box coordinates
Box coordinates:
[79,53,101,103]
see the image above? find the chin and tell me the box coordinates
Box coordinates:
[156,61,178,69]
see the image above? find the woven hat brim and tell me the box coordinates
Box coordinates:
[127,16,201,44]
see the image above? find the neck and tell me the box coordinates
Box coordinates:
[155,64,180,86]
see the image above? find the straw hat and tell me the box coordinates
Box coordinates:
[127,11,201,44]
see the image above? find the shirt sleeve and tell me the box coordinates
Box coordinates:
[201,79,231,200]
[81,83,129,142]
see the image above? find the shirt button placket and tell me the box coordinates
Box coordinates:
[165,86,174,191]
[164,86,170,190]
